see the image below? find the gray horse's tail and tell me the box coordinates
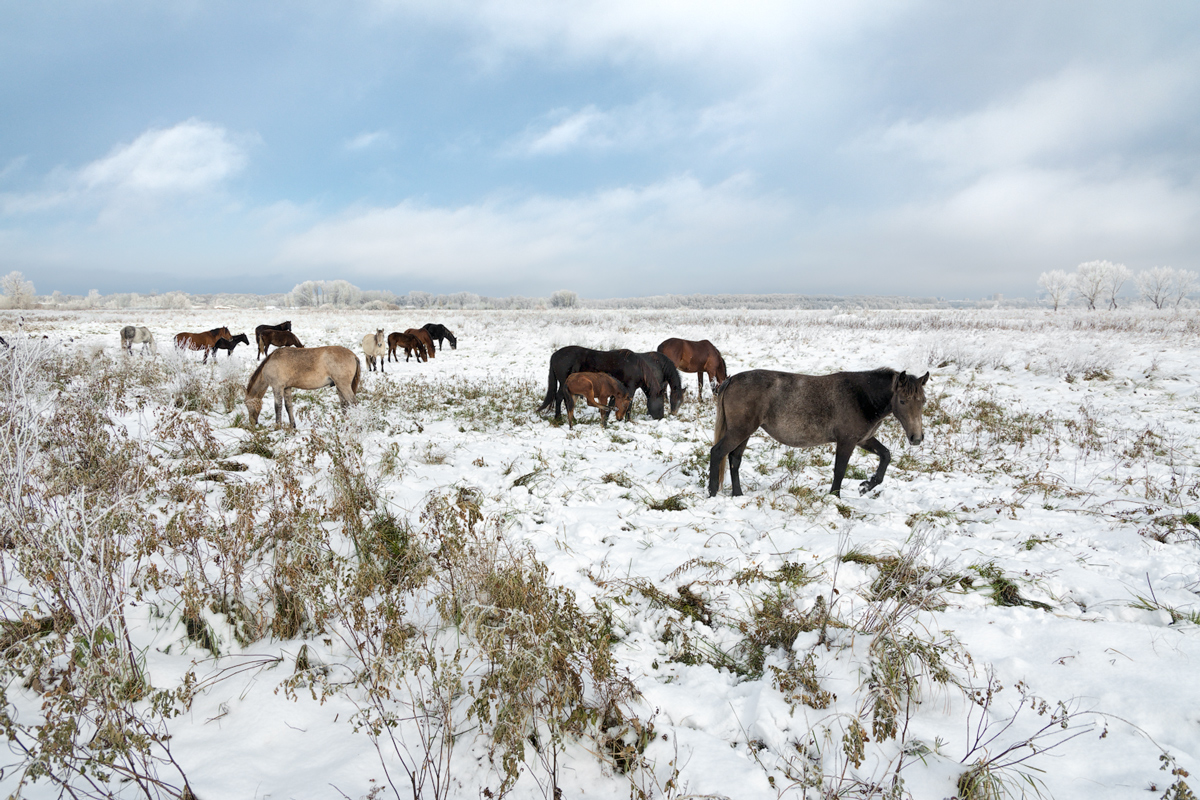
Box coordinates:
[351,357,362,397]
[713,384,728,490]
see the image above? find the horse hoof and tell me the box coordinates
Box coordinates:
[858,481,878,495]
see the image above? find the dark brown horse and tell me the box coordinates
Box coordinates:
[709,368,929,498]
[387,331,427,362]
[245,346,361,428]
[563,372,633,428]
[658,338,728,399]
[257,329,303,360]
[421,323,457,350]
[405,328,436,359]
[255,321,292,360]
[175,327,233,363]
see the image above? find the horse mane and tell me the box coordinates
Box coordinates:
[207,327,223,335]
[246,355,271,392]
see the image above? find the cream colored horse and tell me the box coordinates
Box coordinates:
[245,346,361,428]
[361,329,386,372]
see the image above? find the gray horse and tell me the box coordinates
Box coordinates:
[120,326,156,355]
[708,368,929,498]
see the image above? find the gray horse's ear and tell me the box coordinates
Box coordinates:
[919,372,930,385]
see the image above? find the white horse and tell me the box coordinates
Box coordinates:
[120,326,156,355]
[361,329,386,372]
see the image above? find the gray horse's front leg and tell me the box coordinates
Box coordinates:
[857,437,891,494]
[830,439,858,497]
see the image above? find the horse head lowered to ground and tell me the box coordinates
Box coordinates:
[120,326,156,356]
[538,346,665,421]
[658,338,728,400]
[563,372,633,428]
[245,346,361,428]
[709,368,929,498]
[421,323,457,351]
[174,327,233,363]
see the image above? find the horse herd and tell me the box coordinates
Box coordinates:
[121,320,930,499]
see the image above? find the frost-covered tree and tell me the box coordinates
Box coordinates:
[1171,269,1198,309]
[408,290,432,308]
[1037,270,1072,311]
[1103,262,1130,310]
[1,271,36,309]
[1073,261,1111,310]
[288,281,320,307]
[550,290,579,309]
[1136,267,1174,309]
[323,280,363,307]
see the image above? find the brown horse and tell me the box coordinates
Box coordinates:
[245,346,361,428]
[255,321,292,360]
[387,331,427,362]
[563,372,633,429]
[405,328,436,359]
[256,329,303,360]
[709,368,929,498]
[657,338,728,400]
[175,327,233,363]
[361,330,386,372]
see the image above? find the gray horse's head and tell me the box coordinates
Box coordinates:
[891,371,930,445]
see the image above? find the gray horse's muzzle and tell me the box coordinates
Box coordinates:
[909,432,924,445]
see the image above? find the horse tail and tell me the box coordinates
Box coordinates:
[713,383,729,490]
[352,356,362,397]
[538,363,558,413]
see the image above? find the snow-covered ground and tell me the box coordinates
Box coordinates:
[3,306,1199,799]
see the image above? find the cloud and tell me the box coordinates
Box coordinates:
[870,60,1199,176]
[344,130,391,151]
[275,174,793,292]
[2,119,250,215]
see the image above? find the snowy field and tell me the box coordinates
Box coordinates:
[2,306,1199,800]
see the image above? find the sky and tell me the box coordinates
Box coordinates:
[2,1,1199,300]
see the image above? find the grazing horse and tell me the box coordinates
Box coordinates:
[421,323,458,351]
[175,327,233,363]
[657,338,728,399]
[709,368,929,498]
[405,328,436,359]
[563,372,633,429]
[245,346,361,428]
[255,321,293,360]
[387,331,427,362]
[361,329,386,372]
[638,351,685,414]
[538,346,665,421]
[257,329,303,360]
[211,334,250,357]
[120,326,156,355]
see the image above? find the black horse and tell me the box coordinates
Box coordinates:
[709,368,929,498]
[211,333,251,357]
[638,351,684,415]
[422,323,458,351]
[539,346,665,421]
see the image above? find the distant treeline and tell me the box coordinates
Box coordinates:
[22,278,1036,312]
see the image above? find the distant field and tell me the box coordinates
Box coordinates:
[2,306,1198,800]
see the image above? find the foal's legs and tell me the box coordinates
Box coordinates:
[857,437,891,494]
